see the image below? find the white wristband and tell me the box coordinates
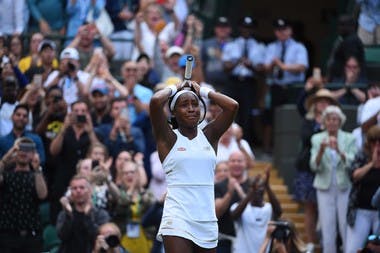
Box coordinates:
[200,86,213,98]
[167,85,177,97]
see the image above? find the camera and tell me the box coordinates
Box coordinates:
[105,234,120,248]
[53,95,63,103]
[271,221,291,242]
[76,115,87,123]
[67,61,76,72]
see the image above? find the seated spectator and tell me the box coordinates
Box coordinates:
[25,40,57,85]
[95,97,145,159]
[230,168,282,253]
[0,137,48,253]
[93,222,130,253]
[326,15,365,82]
[113,160,155,253]
[310,105,357,253]
[346,125,380,253]
[56,175,110,253]
[67,23,116,67]
[27,0,66,36]
[0,76,20,136]
[45,47,91,105]
[0,104,45,165]
[259,220,307,253]
[330,55,367,105]
[18,33,59,73]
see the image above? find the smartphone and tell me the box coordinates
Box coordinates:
[19,142,36,152]
[33,74,43,87]
[76,115,87,123]
[313,67,321,81]
[91,160,99,169]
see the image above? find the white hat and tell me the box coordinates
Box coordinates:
[165,46,184,59]
[60,47,79,60]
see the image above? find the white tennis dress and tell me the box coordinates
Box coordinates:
[157,128,218,248]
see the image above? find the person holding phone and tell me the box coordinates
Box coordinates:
[0,137,48,253]
[49,100,100,224]
[150,77,238,252]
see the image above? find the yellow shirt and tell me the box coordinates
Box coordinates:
[18,56,59,73]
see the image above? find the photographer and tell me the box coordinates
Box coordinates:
[44,47,91,105]
[93,222,129,253]
[0,137,48,253]
[259,220,307,253]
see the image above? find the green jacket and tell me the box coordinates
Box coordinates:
[310,129,357,190]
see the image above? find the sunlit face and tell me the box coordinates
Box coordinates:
[115,151,132,173]
[324,113,341,133]
[215,162,229,182]
[78,158,92,177]
[228,152,247,179]
[121,62,138,82]
[90,146,106,163]
[122,162,137,185]
[70,178,92,205]
[173,93,201,128]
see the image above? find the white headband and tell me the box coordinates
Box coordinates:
[169,90,198,111]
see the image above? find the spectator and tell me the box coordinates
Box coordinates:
[330,55,367,105]
[293,88,338,253]
[49,100,100,223]
[18,82,44,131]
[0,0,27,36]
[93,222,130,253]
[346,125,380,253]
[113,160,155,253]
[2,53,29,88]
[215,161,230,183]
[45,47,91,105]
[201,16,232,93]
[120,60,153,125]
[89,86,113,127]
[0,104,45,165]
[112,150,133,185]
[0,137,48,253]
[27,0,66,36]
[0,76,20,136]
[263,17,309,152]
[65,0,106,45]
[214,150,251,253]
[25,39,57,85]
[326,15,365,82]
[8,35,24,65]
[356,0,380,45]
[160,45,184,82]
[178,14,204,51]
[106,0,139,60]
[136,53,160,90]
[230,168,282,253]
[67,23,116,67]
[310,105,357,253]
[222,16,266,143]
[95,97,145,159]
[56,175,110,253]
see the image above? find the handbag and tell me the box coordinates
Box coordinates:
[87,8,114,37]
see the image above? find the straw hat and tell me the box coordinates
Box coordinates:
[305,88,338,110]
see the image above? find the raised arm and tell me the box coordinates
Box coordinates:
[149,85,178,162]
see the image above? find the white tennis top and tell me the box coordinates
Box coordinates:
[162,128,217,222]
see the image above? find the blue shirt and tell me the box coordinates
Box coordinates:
[0,131,46,165]
[222,37,266,78]
[265,38,308,85]
[357,0,380,32]
[128,84,153,124]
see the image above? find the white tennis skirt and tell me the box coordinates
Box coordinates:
[157,215,218,249]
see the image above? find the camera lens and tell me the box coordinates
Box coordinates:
[105,235,120,248]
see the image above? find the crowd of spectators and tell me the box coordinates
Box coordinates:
[1,1,380,253]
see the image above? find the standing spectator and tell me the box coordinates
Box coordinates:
[56,175,110,253]
[326,15,365,82]
[215,151,251,253]
[201,16,232,93]
[65,0,106,45]
[106,0,139,60]
[19,83,45,131]
[346,125,380,253]
[0,137,48,253]
[215,161,230,183]
[27,0,66,36]
[263,18,308,153]
[356,0,380,45]
[230,168,282,253]
[89,87,112,127]
[44,47,91,105]
[0,76,20,136]
[136,53,160,90]
[293,88,338,253]
[0,0,26,35]
[222,16,266,143]
[0,104,45,165]
[310,105,357,253]
[49,100,100,223]
[67,23,116,67]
